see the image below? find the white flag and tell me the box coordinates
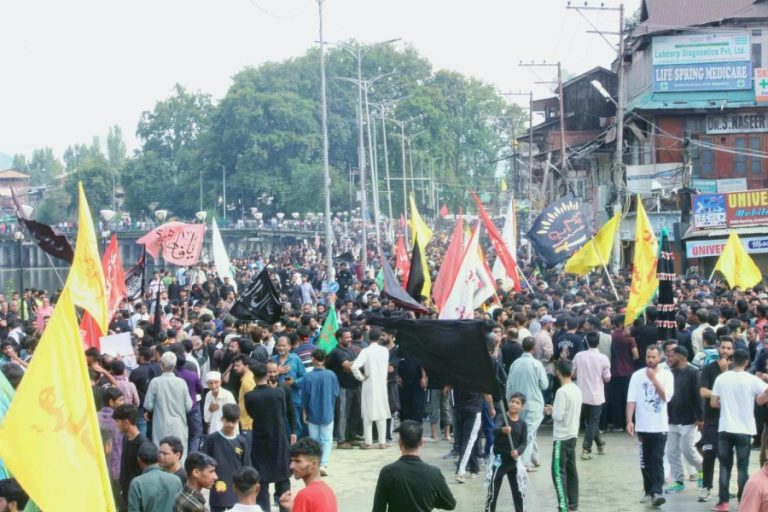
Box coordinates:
[492,195,517,290]
[440,223,484,320]
[212,217,236,291]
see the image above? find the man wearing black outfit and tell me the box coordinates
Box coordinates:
[698,338,734,503]
[327,328,361,448]
[129,346,160,437]
[630,307,659,369]
[113,404,148,512]
[372,420,455,512]
[556,317,586,362]
[501,329,523,373]
[243,363,296,512]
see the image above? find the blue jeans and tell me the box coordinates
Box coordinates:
[308,422,334,467]
[187,406,203,453]
[482,401,495,458]
[137,407,148,438]
[717,432,752,504]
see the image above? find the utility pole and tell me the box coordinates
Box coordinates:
[317,0,334,281]
[567,1,625,273]
[519,62,564,204]
[502,91,534,225]
[380,109,394,233]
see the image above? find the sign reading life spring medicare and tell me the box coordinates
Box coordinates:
[687,237,768,258]
[652,32,752,92]
[693,189,768,228]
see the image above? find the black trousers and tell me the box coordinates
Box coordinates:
[582,404,604,452]
[699,422,718,490]
[639,432,667,496]
[552,437,578,511]
[608,376,630,429]
[485,457,523,512]
[399,383,426,423]
[257,479,290,512]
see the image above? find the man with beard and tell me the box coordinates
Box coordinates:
[244,363,295,512]
[626,345,674,508]
[698,338,734,502]
[663,346,702,495]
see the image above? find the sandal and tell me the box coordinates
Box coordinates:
[360,444,374,450]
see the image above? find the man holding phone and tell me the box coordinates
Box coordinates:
[698,338,734,503]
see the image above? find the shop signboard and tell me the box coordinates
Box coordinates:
[686,236,768,258]
[706,112,768,134]
[692,189,768,228]
[652,32,752,92]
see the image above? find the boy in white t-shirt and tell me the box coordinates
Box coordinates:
[710,349,768,512]
[626,345,675,508]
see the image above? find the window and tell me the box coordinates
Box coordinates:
[750,136,762,175]
[753,43,763,71]
[699,136,715,178]
[735,136,747,176]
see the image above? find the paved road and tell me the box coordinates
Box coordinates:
[302,423,762,512]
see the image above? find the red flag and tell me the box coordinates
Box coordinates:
[433,210,466,311]
[439,204,449,218]
[136,221,205,266]
[394,235,411,288]
[471,192,521,293]
[79,235,128,349]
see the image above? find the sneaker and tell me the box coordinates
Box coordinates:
[469,472,480,479]
[697,471,704,488]
[580,450,592,460]
[442,451,459,459]
[711,503,729,512]
[597,443,606,455]
[698,488,711,502]
[689,474,698,482]
[454,474,466,484]
[651,494,666,507]
[320,466,328,477]
[610,427,625,433]
[665,482,685,494]
[639,494,652,504]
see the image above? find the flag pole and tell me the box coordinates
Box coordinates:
[590,234,620,301]
[516,265,534,292]
[708,268,717,282]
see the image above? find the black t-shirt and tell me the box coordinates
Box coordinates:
[632,324,659,366]
[700,361,723,424]
[119,432,148,498]
[557,333,586,361]
[501,342,523,372]
[453,388,483,414]
[328,345,361,389]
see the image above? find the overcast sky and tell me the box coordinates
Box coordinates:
[0,0,639,159]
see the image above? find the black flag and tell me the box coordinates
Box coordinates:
[405,242,426,302]
[11,186,75,264]
[526,194,589,267]
[124,250,146,301]
[230,268,283,323]
[380,254,428,314]
[367,316,497,396]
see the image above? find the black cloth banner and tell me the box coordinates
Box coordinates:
[526,194,588,267]
[230,268,283,323]
[380,254,428,314]
[11,186,75,264]
[124,250,146,302]
[20,219,75,264]
[366,316,497,396]
[656,230,677,343]
[405,242,426,302]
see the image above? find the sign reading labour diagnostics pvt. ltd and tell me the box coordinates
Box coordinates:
[652,32,752,92]
[693,189,768,228]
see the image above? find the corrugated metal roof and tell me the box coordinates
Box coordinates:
[684,225,768,239]
[633,0,768,37]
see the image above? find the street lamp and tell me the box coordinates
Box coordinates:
[100,209,117,251]
[155,210,168,223]
[13,231,24,319]
[216,164,226,221]
[195,211,208,223]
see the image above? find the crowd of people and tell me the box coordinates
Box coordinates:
[3,227,768,512]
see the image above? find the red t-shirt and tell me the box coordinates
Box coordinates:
[293,480,338,512]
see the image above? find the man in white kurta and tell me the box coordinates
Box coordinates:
[351,327,392,448]
[144,352,193,461]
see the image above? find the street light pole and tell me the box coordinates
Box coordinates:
[217,163,226,221]
[355,52,369,274]
[13,232,23,320]
[317,0,335,281]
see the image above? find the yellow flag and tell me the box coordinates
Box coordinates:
[625,196,659,325]
[564,213,621,275]
[714,232,763,289]
[66,182,109,332]
[409,193,433,300]
[500,178,508,193]
[0,289,116,511]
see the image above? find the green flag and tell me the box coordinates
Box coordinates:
[376,268,384,290]
[317,306,339,354]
